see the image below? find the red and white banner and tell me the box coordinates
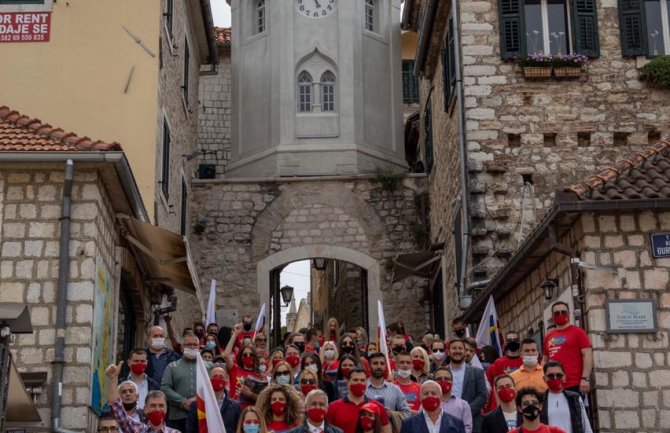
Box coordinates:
[0,12,51,43]
[252,303,266,339]
[196,353,226,432]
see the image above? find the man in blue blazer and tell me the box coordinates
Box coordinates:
[400,381,466,433]
[448,339,488,433]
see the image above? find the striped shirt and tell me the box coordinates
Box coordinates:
[365,380,411,415]
[109,398,181,433]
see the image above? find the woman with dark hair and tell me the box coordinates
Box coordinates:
[339,333,370,376]
[305,327,321,354]
[354,403,382,433]
[256,384,303,433]
[301,352,336,401]
[204,334,222,355]
[334,354,358,400]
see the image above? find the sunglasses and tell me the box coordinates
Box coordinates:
[553,310,569,316]
[546,373,564,380]
[301,379,316,385]
[432,349,445,353]
[276,371,291,376]
[341,343,354,347]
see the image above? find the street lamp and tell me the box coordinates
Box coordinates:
[280,285,294,306]
[312,258,327,271]
[541,278,558,300]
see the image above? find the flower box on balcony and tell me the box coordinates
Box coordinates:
[522,66,552,78]
[553,67,582,78]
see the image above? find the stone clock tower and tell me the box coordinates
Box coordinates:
[227,0,406,177]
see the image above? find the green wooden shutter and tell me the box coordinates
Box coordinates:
[618,0,647,56]
[442,45,451,111]
[499,0,525,59]
[571,0,600,57]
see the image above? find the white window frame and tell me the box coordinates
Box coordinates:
[365,0,375,32]
[257,0,266,34]
[525,0,572,55]
[648,0,670,55]
[321,71,336,112]
[297,71,313,112]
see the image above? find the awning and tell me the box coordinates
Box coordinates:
[5,357,42,426]
[118,215,203,300]
[392,251,441,283]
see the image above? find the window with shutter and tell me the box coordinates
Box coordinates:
[442,17,456,111]
[572,0,600,57]
[402,60,419,104]
[499,0,525,59]
[442,47,450,110]
[619,0,647,55]
[423,97,433,172]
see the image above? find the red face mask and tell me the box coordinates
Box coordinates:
[301,384,317,395]
[307,407,327,424]
[350,382,366,397]
[270,401,287,416]
[412,359,425,371]
[438,380,452,395]
[547,378,564,392]
[497,387,516,403]
[242,356,255,369]
[554,314,569,326]
[360,416,376,431]
[130,363,146,375]
[286,354,301,368]
[211,377,226,392]
[341,367,351,379]
[272,357,282,367]
[421,396,441,412]
[146,410,166,426]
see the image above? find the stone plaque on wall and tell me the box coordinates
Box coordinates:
[606,300,657,334]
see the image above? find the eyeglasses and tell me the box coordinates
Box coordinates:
[301,379,316,385]
[553,310,569,317]
[521,401,540,408]
[546,373,564,380]
[99,428,119,433]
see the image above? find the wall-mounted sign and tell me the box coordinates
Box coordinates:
[651,233,670,258]
[606,300,657,334]
[0,12,51,43]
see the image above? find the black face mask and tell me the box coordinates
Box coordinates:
[243,322,252,331]
[195,329,205,338]
[522,405,540,421]
[295,342,306,353]
[454,329,466,338]
[122,401,137,411]
[391,346,404,355]
[506,340,520,352]
[341,345,354,354]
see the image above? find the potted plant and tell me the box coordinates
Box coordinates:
[553,53,589,78]
[516,53,553,78]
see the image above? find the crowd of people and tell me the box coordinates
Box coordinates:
[100,301,594,433]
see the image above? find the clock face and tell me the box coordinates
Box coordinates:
[296,0,337,19]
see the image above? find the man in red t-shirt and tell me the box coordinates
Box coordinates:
[484,330,523,413]
[326,368,391,433]
[392,352,421,412]
[509,387,567,433]
[542,302,593,395]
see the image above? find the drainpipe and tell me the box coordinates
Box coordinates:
[453,0,472,303]
[50,160,77,433]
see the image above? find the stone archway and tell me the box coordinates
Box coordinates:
[256,245,380,337]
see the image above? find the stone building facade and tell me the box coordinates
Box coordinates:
[404,0,670,331]
[190,175,429,340]
[460,141,670,432]
[0,107,202,432]
[197,27,232,178]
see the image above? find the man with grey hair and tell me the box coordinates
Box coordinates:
[118,380,147,423]
[400,381,466,433]
[287,389,343,433]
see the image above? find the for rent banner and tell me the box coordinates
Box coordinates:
[0,12,51,43]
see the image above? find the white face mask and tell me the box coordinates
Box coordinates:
[259,364,267,373]
[183,348,199,360]
[324,349,336,360]
[396,369,412,379]
[305,364,318,372]
[432,352,446,362]
[523,355,538,367]
[151,337,166,350]
[276,375,291,385]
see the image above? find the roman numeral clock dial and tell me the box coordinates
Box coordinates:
[296,0,337,18]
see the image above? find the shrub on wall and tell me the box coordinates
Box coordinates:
[642,55,670,89]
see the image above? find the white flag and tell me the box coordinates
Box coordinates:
[205,280,217,327]
[377,301,392,378]
[195,353,226,432]
[253,303,266,339]
[475,296,505,357]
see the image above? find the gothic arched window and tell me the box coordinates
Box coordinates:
[297,71,313,112]
[257,0,266,33]
[321,71,336,112]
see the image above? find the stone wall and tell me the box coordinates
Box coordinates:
[459,0,670,280]
[198,45,232,177]
[157,0,205,328]
[0,166,127,432]
[189,175,430,339]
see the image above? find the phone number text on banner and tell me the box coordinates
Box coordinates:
[0,12,51,43]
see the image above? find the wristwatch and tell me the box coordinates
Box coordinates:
[581,377,589,381]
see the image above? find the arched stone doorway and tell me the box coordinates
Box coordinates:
[256,245,380,338]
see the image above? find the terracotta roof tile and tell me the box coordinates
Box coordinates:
[0,106,122,152]
[564,139,670,200]
[215,27,231,46]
